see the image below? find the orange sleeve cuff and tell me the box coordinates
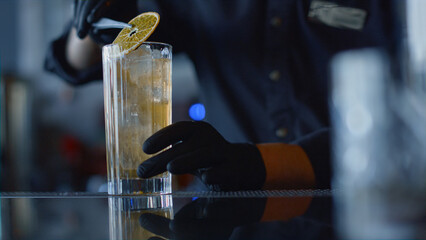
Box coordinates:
[256,143,316,190]
[260,197,312,222]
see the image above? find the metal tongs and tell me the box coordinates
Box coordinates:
[92,18,133,30]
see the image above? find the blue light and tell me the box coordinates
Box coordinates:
[189,103,206,121]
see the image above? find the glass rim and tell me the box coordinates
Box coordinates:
[103,41,172,49]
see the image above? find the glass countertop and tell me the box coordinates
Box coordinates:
[0,190,334,240]
[0,189,333,198]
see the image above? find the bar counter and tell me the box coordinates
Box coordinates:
[0,190,335,239]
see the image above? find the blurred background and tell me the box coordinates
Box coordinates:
[0,0,201,192]
[0,0,425,195]
[1,1,425,239]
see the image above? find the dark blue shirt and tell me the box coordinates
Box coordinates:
[45,0,401,187]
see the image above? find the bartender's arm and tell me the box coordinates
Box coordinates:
[44,0,138,84]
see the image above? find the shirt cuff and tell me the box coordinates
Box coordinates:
[256,143,316,190]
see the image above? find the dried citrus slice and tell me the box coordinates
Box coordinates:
[112,12,160,54]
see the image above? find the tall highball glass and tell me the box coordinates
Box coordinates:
[102,42,172,195]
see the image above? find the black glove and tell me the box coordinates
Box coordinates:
[137,121,266,191]
[73,0,138,44]
[139,197,266,240]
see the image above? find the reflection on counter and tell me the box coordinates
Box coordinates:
[109,195,174,240]
[0,193,337,239]
[110,195,334,240]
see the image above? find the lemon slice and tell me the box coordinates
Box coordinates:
[112,12,160,54]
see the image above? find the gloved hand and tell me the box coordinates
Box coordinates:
[137,121,266,191]
[139,197,267,240]
[73,0,138,44]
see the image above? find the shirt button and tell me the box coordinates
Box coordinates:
[270,17,282,27]
[269,70,281,82]
[275,128,288,138]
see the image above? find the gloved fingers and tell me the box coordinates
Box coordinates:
[143,121,199,154]
[138,143,191,178]
[144,121,227,154]
[87,0,109,23]
[74,0,98,38]
[139,213,173,239]
[73,1,84,37]
[72,0,78,23]
[166,147,219,174]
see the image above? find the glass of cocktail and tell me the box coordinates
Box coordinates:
[103,41,172,195]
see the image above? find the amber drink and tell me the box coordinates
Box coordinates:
[103,42,172,194]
